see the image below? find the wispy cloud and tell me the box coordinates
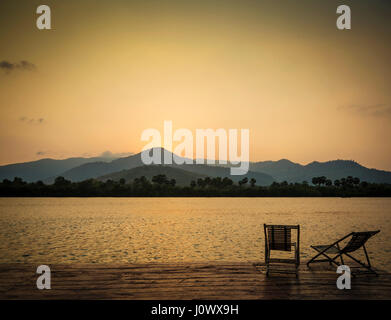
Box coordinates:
[19,116,45,124]
[100,151,134,158]
[339,104,391,118]
[0,60,36,74]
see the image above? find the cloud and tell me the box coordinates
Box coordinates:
[100,151,134,159]
[19,116,45,124]
[339,104,391,118]
[0,60,36,74]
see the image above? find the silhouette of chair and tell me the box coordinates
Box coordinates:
[307,230,380,275]
[264,224,300,277]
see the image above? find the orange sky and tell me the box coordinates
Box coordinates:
[0,0,390,169]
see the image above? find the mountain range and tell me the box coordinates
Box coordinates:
[0,156,114,182]
[1,148,391,185]
[250,159,391,184]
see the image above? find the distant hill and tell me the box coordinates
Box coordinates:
[0,157,114,182]
[3,148,391,185]
[251,159,391,184]
[51,148,186,182]
[58,148,274,186]
[98,165,206,186]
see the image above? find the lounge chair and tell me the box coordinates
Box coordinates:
[307,230,380,275]
[264,224,300,277]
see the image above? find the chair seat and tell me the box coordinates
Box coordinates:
[268,258,298,264]
[311,245,340,254]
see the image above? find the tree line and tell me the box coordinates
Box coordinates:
[0,174,390,197]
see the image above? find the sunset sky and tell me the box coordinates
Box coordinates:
[0,0,390,169]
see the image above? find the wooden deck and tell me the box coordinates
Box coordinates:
[1,262,390,299]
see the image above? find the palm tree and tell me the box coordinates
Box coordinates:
[250,178,256,187]
[239,177,248,186]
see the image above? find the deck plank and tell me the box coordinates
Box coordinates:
[0,262,390,299]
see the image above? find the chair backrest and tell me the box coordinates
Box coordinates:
[342,230,380,253]
[264,224,300,252]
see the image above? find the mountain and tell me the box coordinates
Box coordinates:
[250,159,304,182]
[251,159,391,184]
[55,148,274,185]
[0,157,115,182]
[3,148,391,185]
[50,148,185,182]
[98,165,207,186]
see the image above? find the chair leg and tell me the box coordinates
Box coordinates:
[337,243,345,265]
[343,252,378,276]
[362,246,378,276]
[308,251,340,268]
[307,250,323,266]
[363,245,376,274]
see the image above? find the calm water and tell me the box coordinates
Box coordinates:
[0,198,390,271]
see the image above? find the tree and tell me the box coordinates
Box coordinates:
[152,174,168,185]
[250,178,256,187]
[119,178,126,185]
[54,176,71,186]
[334,179,340,187]
[2,179,11,185]
[211,177,222,187]
[222,177,233,187]
[190,180,196,188]
[312,176,326,187]
[197,178,205,188]
[353,177,360,186]
[13,177,26,185]
[136,176,148,185]
[239,177,248,186]
[360,181,368,188]
[325,179,332,186]
[169,179,176,187]
[346,176,354,186]
[36,180,45,187]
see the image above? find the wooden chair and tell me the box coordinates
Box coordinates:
[264,224,300,277]
[307,230,380,276]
